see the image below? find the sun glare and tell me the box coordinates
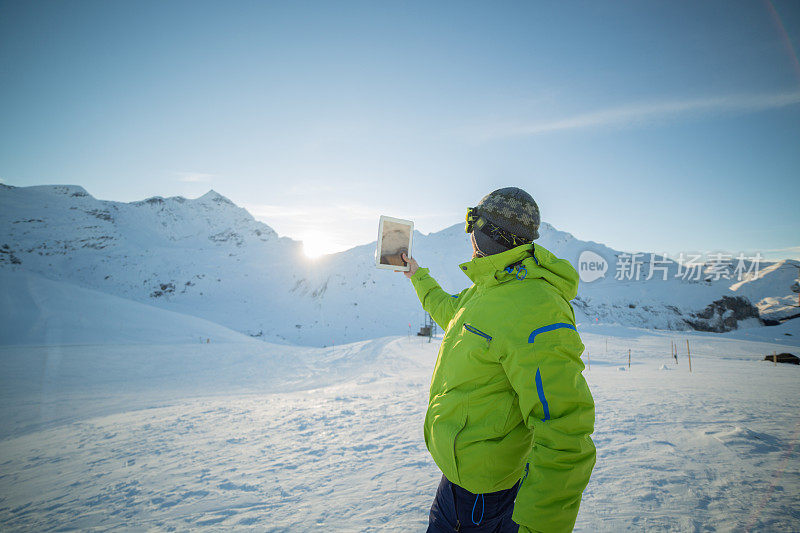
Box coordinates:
[302,233,335,259]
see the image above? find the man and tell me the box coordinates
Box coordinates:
[400,187,595,532]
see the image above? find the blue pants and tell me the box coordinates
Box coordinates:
[427,474,521,532]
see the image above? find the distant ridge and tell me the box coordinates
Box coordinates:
[1,183,796,346]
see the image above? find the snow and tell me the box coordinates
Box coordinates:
[0,328,798,531]
[730,260,800,321]
[0,269,256,345]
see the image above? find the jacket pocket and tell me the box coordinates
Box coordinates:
[450,405,468,485]
[463,323,492,342]
[496,394,515,435]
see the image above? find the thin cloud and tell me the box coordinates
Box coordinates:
[245,203,447,224]
[760,245,800,255]
[477,91,800,140]
[176,172,215,183]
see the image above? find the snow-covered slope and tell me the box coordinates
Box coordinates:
[1,183,797,346]
[730,259,800,322]
[0,270,256,345]
[0,330,797,530]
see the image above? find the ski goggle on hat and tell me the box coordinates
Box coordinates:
[465,207,533,248]
[465,207,486,233]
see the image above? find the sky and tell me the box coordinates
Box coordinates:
[1,1,799,260]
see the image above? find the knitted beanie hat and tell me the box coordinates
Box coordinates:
[472,187,540,257]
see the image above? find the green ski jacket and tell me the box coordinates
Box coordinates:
[409,243,596,533]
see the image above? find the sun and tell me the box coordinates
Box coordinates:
[302,232,336,259]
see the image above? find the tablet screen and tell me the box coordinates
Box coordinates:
[377,216,413,270]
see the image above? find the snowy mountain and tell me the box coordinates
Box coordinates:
[1,183,797,346]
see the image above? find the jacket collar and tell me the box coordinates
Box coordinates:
[458,244,534,286]
[459,242,580,300]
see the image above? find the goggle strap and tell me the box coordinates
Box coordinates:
[477,218,531,248]
[465,208,532,248]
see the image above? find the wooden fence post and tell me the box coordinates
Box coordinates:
[774,351,777,366]
[686,339,692,373]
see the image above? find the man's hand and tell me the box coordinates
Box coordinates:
[396,252,418,279]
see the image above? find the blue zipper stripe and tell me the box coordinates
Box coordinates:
[463,323,492,341]
[535,368,550,421]
[528,322,576,343]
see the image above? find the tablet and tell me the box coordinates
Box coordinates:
[376,215,414,271]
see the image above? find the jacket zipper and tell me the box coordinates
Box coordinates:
[463,323,492,341]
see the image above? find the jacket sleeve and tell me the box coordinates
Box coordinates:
[500,324,596,533]
[409,267,466,330]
